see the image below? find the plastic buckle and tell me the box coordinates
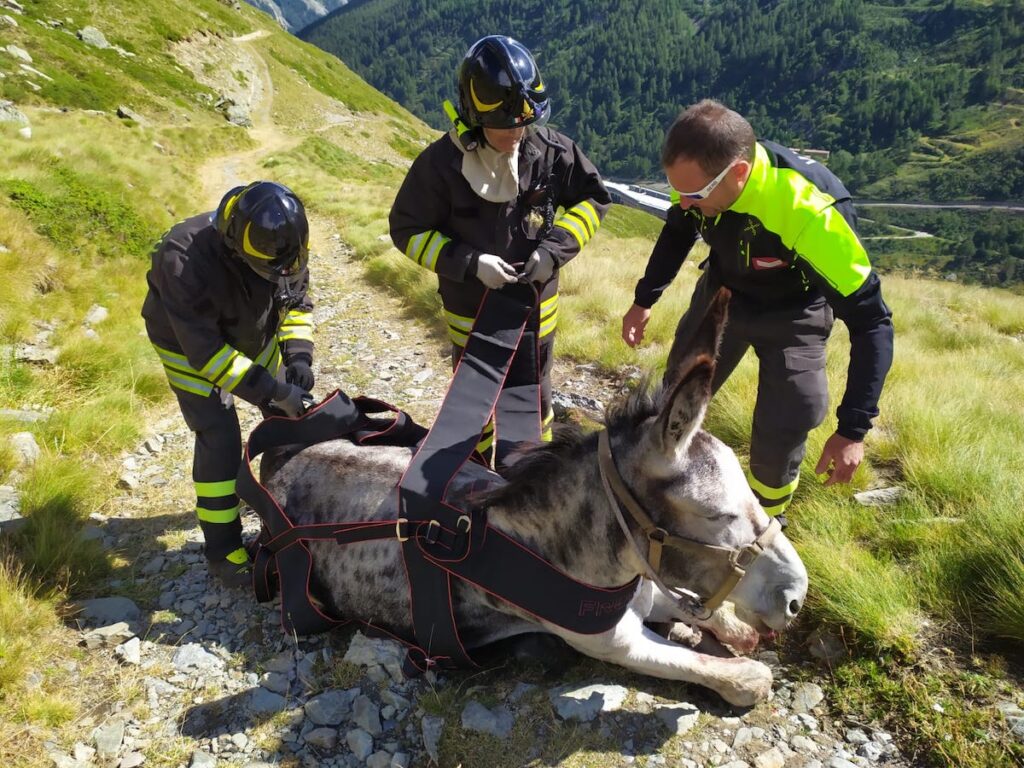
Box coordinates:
[424,520,441,545]
[456,515,472,534]
[395,518,409,543]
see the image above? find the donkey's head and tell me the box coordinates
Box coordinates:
[605,288,807,634]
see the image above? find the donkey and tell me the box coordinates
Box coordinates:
[263,289,807,707]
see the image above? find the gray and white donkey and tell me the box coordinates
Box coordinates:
[265,289,807,707]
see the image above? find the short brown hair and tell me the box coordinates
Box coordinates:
[661,99,756,174]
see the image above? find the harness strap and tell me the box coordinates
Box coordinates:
[397,284,539,668]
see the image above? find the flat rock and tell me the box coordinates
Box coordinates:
[189,752,216,768]
[304,688,358,726]
[791,682,825,714]
[247,688,287,715]
[114,637,142,665]
[3,44,30,62]
[77,26,109,48]
[353,694,382,736]
[421,716,444,764]
[655,702,700,735]
[92,718,125,758]
[461,700,515,738]
[853,487,905,506]
[345,728,374,761]
[548,683,629,722]
[74,597,141,628]
[82,621,134,649]
[304,727,338,750]
[0,100,28,125]
[172,643,224,673]
[343,631,406,682]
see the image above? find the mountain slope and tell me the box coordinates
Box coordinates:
[242,0,348,32]
[301,0,1024,199]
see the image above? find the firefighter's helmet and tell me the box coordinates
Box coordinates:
[215,181,309,282]
[457,36,549,131]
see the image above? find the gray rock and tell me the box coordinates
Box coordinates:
[78,526,106,544]
[0,485,24,534]
[717,762,751,768]
[548,683,628,722]
[343,631,406,682]
[82,621,134,649]
[390,753,411,768]
[790,734,819,753]
[304,727,338,750]
[421,716,444,764]
[84,304,108,326]
[854,487,905,506]
[119,753,145,768]
[345,728,374,761]
[75,597,141,628]
[0,408,47,422]
[46,753,85,768]
[845,728,869,745]
[654,703,700,736]
[92,719,125,758]
[260,671,290,695]
[753,747,785,768]
[807,625,847,664]
[189,752,217,768]
[1008,716,1024,742]
[826,759,859,768]
[460,700,514,738]
[9,431,39,466]
[77,26,109,49]
[1,14,16,26]
[366,752,392,768]
[353,695,383,736]
[141,556,165,575]
[14,343,57,365]
[305,689,358,726]
[225,103,252,127]
[247,688,287,715]
[117,473,140,491]
[262,650,295,674]
[857,741,885,761]
[0,100,28,125]
[3,44,30,63]
[116,105,144,124]
[143,436,163,454]
[790,682,825,713]
[172,643,224,673]
[114,637,142,666]
[73,744,95,762]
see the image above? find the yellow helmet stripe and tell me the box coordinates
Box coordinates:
[242,222,275,261]
[470,80,504,112]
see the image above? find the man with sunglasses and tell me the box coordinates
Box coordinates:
[622,100,893,521]
[142,181,315,587]
[390,35,610,462]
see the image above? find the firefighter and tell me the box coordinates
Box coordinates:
[142,181,315,587]
[389,35,611,461]
[622,100,894,521]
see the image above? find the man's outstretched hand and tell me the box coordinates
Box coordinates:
[815,432,864,486]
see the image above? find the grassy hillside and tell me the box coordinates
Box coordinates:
[1,0,1023,765]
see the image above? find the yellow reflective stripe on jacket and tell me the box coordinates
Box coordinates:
[153,344,215,396]
[278,310,314,342]
[539,293,558,338]
[155,338,279,396]
[445,309,474,347]
[541,408,554,442]
[553,201,601,249]
[405,230,451,272]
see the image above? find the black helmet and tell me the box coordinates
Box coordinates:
[215,181,309,282]
[457,36,549,131]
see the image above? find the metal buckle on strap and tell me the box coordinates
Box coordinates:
[396,518,409,542]
[732,543,762,570]
[425,519,441,545]
[457,515,472,534]
[649,527,667,543]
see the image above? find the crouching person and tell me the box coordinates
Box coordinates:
[142,181,316,588]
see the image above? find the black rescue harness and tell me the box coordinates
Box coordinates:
[237,284,639,673]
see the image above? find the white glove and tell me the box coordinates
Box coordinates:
[474,253,517,289]
[270,382,308,417]
[524,249,555,283]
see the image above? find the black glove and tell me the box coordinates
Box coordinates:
[285,359,314,391]
[270,381,308,417]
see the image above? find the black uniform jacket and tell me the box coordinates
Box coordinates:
[142,213,314,406]
[634,141,893,440]
[389,127,611,334]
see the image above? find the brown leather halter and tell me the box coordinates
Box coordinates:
[598,430,781,621]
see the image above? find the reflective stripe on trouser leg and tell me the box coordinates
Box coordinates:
[175,390,244,561]
[747,469,799,515]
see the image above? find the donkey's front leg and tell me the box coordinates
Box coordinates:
[564,609,773,708]
[645,581,761,655]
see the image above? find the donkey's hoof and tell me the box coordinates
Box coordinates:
[716,659,773,708]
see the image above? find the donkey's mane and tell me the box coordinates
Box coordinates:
[481,378,662,510]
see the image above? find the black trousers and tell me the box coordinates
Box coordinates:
[666,271,833,514]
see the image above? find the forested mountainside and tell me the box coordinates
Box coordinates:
[302,0,1024,200]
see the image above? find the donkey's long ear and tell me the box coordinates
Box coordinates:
[655,354,714,456]
[665,287,731,388]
